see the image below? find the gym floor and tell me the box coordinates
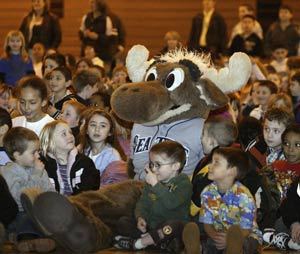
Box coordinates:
[3,243,299,254]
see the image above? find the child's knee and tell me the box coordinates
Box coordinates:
[149,220,185,244]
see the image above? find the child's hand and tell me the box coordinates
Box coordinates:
[144,166,158,186]
[291,222,300,243]
[34,158,45,171]
[213,232,226,250]
[137,217,147,233]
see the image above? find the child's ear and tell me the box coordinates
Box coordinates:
[41,99,47,108]
[13,151,21,161]
[172,162,181,172]
[65,80,72,88]
[228,166,238,178]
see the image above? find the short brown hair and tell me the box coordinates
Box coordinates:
[204,116,238,147]
[257,80,278,94]
[73,70,99,93]
[213,147,250,180]
[150,140,186,173]
[3,127,39,161]
[17,75,48,101]
[263,107,294,127]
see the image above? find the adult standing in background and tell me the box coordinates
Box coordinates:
[19,0,62,51]
[79,0,125,70]
[229,4,263,47]
[264,5,299,57]
[188,0,227,59]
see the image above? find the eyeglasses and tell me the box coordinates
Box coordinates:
[148,161,175,170]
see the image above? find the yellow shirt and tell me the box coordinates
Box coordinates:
[199,9,214,46]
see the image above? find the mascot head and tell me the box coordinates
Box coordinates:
[111,45,251,126]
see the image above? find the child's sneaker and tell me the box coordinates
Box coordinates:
[114,235,136,250]
[182,222,201,254]
[263,228,289,250]
[226,225,244,254]
[263,228,300,251]
[262,228,275,244]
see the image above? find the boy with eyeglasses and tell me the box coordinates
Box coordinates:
[114,140,200,253]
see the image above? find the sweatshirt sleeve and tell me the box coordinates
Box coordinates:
[72,156,100,195]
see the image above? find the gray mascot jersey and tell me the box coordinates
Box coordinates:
[131,117,204,180]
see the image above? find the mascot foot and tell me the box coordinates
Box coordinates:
[32,192,97,253]
[21,189,52,236]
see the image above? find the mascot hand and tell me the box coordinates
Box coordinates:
[137,217,147,233]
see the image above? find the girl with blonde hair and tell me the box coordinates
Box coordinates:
[40,120,100,195]
[0,30,34,86]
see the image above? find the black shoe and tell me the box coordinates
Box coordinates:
[114,235,136,250]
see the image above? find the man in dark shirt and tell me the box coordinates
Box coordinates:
[265,5,299,57]
[188,0,227,59]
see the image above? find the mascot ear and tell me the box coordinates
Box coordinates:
[196,79,228,109]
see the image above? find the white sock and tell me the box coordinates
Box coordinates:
[288,239,300,250]
[134,239,146,250]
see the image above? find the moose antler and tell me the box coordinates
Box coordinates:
[203,52,252,93]
[126,45,154,82]
[126,45,252,93]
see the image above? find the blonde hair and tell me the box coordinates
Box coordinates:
[63,100,86,116]
[3,30,29,61]
[40,120,68,157]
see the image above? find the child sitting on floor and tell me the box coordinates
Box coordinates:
[114,140,200,254]
[263,178,300,251]
[40,120,100,195]
[0,127,55,253]
[191,115,238,216]
[79,109,127,186]
[200,147,262,253]
[263,124,300,201]
[263,107,294,165]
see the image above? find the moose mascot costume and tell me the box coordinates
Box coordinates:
[22,45,251,253]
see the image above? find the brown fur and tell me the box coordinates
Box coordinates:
[68,180,144,249]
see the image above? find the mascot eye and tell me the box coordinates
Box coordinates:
[165,68,184,91]
[145,67,157,81]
